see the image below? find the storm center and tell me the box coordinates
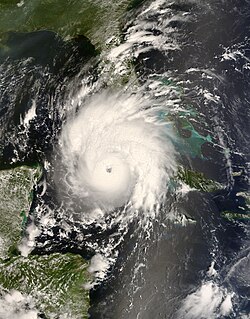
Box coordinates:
[106,166,112,173]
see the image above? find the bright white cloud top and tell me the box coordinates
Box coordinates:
[60,92,176,213]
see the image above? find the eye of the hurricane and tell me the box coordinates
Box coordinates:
[106,166,112,173]
[88,155,132,200]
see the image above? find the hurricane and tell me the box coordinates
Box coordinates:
[59,92,176,213]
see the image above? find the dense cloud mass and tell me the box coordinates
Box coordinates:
[60,92,176,213]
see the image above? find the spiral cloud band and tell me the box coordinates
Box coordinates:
[60,92,176,213]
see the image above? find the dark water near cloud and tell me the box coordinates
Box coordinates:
[89,1,250,318]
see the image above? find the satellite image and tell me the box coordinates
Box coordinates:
[0,0,249,318]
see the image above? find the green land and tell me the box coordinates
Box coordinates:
[177,167,223,193]
[0,0,137,49]
[0,166,90,318]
